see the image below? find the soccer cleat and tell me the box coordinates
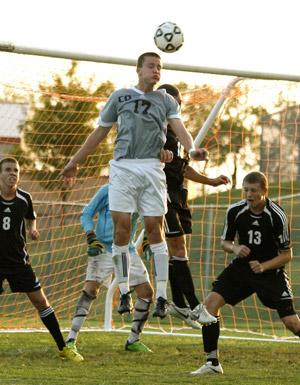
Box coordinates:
[152,296,168,318]
[190,304,217,325]
[190,361,224,375]
[167,303,202,330]
[125,340,153,353]
[118,292,133,314]
[59,346,84,362]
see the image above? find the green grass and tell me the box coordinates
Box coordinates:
[0,332,299,385]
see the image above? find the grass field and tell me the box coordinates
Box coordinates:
[0,331,299,385]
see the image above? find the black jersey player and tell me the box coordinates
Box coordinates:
[191,171,300,376]
[0,157,83,362]
[157,84,229,326]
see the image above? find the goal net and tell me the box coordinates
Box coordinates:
[0,49,299,341]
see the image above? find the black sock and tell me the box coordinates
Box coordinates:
[39,306,65,351]
[171,259,199,309]
[207,358,219,366]
[169,260,187,308]
[202,317,220,355]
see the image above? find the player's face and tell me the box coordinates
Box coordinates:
[137,56,161,86]
[242,181,266,212]
[0,161,20,188]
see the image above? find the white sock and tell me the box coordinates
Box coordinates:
[150,241,168,300]
[112,243,130,294]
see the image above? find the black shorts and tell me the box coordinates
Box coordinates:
[212,260,296,318]
[0,264,41,293]
[164,188,192,238]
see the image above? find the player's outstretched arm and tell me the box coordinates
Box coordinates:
[26,219,40,240]
[168,118,209,161]
[184,166,230,186]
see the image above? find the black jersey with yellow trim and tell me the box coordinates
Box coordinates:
[0,188,36,268]
[163,126,189,191]
[221,197,291,263]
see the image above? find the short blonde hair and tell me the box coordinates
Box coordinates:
[243,171,268,191]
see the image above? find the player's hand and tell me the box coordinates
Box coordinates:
[29,229,40,240]
[211,175,231,187]
[234,244,251,258]
[86,231,104,256]
[189,148,209,161]
[141,237,153,261]
[59,162,78,188]
[160,149,173,163]
[249,260,264,274]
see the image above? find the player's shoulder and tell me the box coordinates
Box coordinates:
[266,198,287,219]
[227,199,247,215]
[16,188,32,203]
[109,88,128,98]
[156,88,176,102]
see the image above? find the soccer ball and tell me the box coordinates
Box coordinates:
[154,22,184,53]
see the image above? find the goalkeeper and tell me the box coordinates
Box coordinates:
[66,183,153,355]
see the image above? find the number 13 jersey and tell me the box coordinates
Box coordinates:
[221,198,291,263]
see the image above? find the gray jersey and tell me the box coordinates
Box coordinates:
[97,87,180,160]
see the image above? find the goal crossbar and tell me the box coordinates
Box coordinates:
[1,41,300,82]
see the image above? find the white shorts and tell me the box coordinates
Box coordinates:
[109,159,167,216]
[85,251,150,288]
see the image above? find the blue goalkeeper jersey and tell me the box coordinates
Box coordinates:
[80,184,138,253]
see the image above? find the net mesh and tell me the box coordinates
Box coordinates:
[0,51,299,339]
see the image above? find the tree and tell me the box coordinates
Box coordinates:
[14,61,115,191]
[178,83,267,188]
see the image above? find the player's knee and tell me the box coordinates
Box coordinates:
[281,314,300,333]
[113,222,131,244]
[30,292,50,310]
[84,283,100,298]
[82,289,97,301]
[143,285,153,300]
[134,283,153,300]
[203,292,224,315]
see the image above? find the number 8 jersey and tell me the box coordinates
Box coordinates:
[221,198,291,263]
[0,188,36,268]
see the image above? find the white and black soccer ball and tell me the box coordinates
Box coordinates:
[154,22,184,53]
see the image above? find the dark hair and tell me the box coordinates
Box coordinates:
[157,84,180,98]
[243,171,268,191]
[0,157,19,172]
[137,52,161,69]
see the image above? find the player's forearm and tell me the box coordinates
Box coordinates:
[67,126,109,166]
[168,119,195,153]
[80,213,94,234]
[221,240,235,253]
[261,250,292,271]
[26,219,37,232]
[184,166,212,184]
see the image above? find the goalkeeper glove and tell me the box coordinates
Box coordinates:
[86,231,104,256]
[141,236,153,261]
